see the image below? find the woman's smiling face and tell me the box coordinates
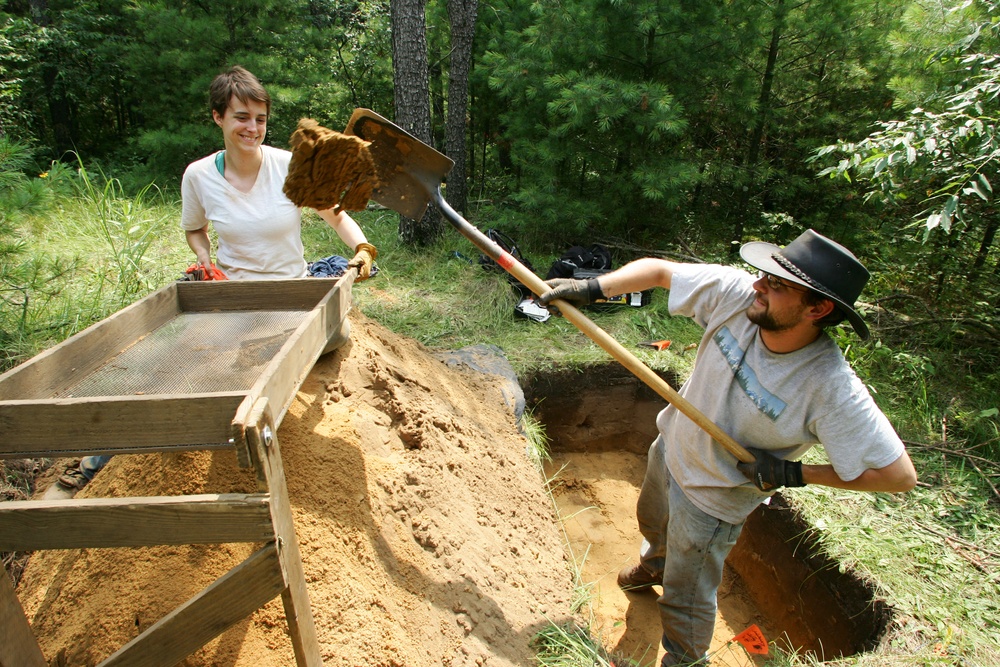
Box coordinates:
[213,95,268,154]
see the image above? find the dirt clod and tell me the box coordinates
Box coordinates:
[283,118,378,213]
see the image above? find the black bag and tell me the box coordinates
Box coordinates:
[545,243,613,279]
[480,228,537,297]
[480,228,534,273]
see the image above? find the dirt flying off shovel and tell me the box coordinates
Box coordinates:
[345,108,753,464]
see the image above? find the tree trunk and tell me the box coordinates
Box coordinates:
[29,0,75,157]
[969,215,999,283]
[391,0,443,245]
[444,0,478,217]
[430,45,445,149]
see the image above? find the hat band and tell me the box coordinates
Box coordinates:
[771,253,838,301]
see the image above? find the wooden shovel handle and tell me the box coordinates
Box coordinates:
[438,197,753,463]
[515,266,753,463]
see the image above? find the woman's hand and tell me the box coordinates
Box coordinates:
[348,242,378,280]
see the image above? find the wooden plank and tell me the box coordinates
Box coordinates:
[0,284,179,401]
[320,272,352,338]
[0,393,245,458]
[0,494,274,551]
[0,567,47,667]
[230,395,255,470]
[320,272,354,353]
[247,399,323,666]
[248,308,329,431]
[233,397,268,491]
[176,279,338,313]
[98,544,285,667]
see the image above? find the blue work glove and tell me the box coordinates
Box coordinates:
[737,448,805,491]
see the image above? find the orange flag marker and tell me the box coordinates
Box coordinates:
[733,624,769,655]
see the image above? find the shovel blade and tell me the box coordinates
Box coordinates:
[345,109,455,220]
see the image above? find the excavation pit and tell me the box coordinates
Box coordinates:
[524,364,893,666]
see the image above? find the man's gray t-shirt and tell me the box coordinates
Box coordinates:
[656,264,904,524]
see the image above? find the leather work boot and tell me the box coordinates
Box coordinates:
[616,562,661,592]
[57,465,90,491]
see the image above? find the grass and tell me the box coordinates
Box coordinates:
[5,181,1000,666]
[791,449,1000,665]
[4,164,185,367]
[331,209,704,381]
[531,622,620,667]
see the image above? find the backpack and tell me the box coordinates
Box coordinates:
[480,228,536,297]
[545,243,613,279]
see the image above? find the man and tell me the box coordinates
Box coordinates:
[538,229,917,666]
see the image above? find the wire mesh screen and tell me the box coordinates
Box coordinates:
[52,310,307,398]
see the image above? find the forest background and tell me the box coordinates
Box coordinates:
[2,0,1000,664]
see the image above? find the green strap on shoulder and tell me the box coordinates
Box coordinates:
[215,150,225,176]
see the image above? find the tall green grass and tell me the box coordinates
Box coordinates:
[72,158,176,305]
[3,162,184,369]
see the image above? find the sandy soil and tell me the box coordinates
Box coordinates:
[15,308,783,667]
[17,311,576,666]
[545,450,772,667]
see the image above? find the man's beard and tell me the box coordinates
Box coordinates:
[746,300,799,333]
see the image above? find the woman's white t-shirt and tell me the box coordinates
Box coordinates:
[181,145,307,280]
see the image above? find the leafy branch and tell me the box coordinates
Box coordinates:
[811,5,1000,240]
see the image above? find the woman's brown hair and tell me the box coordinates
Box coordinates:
[209,66,271,118]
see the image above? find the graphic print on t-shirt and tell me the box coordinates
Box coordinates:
[713,326,786,421]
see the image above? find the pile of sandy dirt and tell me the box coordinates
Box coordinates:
[18,311,575,666]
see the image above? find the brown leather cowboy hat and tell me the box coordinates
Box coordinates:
[740,229,871,339]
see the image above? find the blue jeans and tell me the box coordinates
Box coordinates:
[80,455,111,480]
[635,437,745,667]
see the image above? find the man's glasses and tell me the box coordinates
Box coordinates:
[758,271,807,293]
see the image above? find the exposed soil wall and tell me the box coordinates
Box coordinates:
[522,364,674,455]
[728,494,893,659]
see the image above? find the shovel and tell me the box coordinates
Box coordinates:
[345,109,753,464]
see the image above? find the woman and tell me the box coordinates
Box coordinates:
[57,66,375,494]
[181,65,376,280]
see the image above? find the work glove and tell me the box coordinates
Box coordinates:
[737,447,805,492]
[348,242,378,280]
[537,278,603,307]
[184,262,228,281]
